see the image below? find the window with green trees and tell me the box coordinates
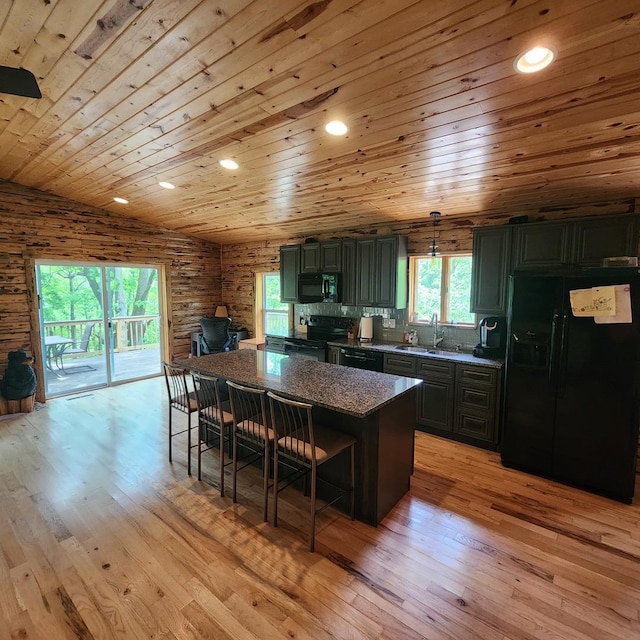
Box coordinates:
[263,273,289,334]
[410,255,475,325]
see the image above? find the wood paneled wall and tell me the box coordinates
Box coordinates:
[0,180,222,397]
[222,199,637,334]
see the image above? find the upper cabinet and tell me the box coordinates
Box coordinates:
[513,222,572,270]
[300,240,342,273]
[300,243,320,273]
[573,216,639,266]
[471,213,640,315]
[321,241,342,272]
[279,245,300,303]
[356,235,408,308]
[341,239,357,306]
[355,238,376,306]
[279,235,407,308]
[470,226,512,316]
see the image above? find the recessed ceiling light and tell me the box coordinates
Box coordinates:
[514,46,556,74]
[219,159,239,170]
[158,181,175,189]
[113,196,129,204]
[325,120,348,136]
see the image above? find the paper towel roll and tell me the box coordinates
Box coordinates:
[358,316,373,341]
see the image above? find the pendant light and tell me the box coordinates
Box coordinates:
[429,211,441,257]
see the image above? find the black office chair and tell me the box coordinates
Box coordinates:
[199,316,233,354]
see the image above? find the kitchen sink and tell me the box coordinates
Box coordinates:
[395,345,458,356]
[394,345,430,353]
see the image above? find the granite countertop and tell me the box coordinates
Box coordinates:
[327,338,504,368]
[176,350,421,418]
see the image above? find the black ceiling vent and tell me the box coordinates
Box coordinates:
[0,66,42,99]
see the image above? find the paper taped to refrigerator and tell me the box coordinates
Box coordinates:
[595,284,632,324]
[569,286,616,317]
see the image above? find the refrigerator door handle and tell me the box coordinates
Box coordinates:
[557,312,569,396]
[549,311,559,384]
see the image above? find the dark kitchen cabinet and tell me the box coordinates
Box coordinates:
[341,239,357,305]
[384,351,501,449]
[377,236,407,308]
[513,222,572,270]
[356,236,408,308]
[321,241,342,272]
[280,235,407,308]
[356,238,377,306]
[279,245,300,303]
[300,243,320,273]
[327,345,340,364]
[299,240,342,273]
[471,226,512,316]
[472,214,640,317]
[454,364,500,450]
[573,215,639,266]
[416,359,455,435]
[384,354,501,450]
[383,353,416,377]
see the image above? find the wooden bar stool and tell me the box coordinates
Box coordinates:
[267,391,356,552]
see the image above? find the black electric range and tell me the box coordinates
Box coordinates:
[280,315,351,361]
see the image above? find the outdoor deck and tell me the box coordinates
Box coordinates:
[44,347,162,397]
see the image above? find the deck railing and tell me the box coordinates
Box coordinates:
[43,316,160,354]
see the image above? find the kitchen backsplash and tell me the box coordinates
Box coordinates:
[294,303,481,351]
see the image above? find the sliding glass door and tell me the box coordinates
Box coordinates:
[37,262,163,397]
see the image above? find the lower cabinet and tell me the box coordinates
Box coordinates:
[327,345,340,364]
[384,353,502,450]
[454,364,500,450]
[416,359,454,435]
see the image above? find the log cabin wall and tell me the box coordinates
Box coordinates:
[222,199,637,335]
[0,180,222,384]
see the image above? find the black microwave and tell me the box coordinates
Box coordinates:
[297,273,341,303]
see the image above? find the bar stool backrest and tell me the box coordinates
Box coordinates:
[227,381,269,443]
[192,373,224,425]
[267,392,316,467]
[162,362,193,412]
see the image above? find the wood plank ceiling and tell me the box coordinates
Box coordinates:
[0,0,639,245]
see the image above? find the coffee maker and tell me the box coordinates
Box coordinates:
[473,316,506,358]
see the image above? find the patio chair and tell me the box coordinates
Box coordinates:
[61,322,97,372]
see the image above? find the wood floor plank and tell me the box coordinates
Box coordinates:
[1,377,639,640]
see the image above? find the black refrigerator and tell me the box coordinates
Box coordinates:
[501,269,640,503]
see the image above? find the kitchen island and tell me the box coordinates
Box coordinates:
[177,350,421,525]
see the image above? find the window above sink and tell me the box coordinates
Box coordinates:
[409,254,476,327]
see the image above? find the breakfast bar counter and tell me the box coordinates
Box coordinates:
[177,350,421,525]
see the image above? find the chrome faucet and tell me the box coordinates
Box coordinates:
[430,312,444,348]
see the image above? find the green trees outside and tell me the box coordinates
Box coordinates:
[413,256,474,324]
[39,265,160,347]
[263,273,288,334]
[447,257,474,324]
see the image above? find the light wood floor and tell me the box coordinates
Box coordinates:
[1,377,639,640]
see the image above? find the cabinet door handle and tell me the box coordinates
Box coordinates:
[466,371,488,381]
